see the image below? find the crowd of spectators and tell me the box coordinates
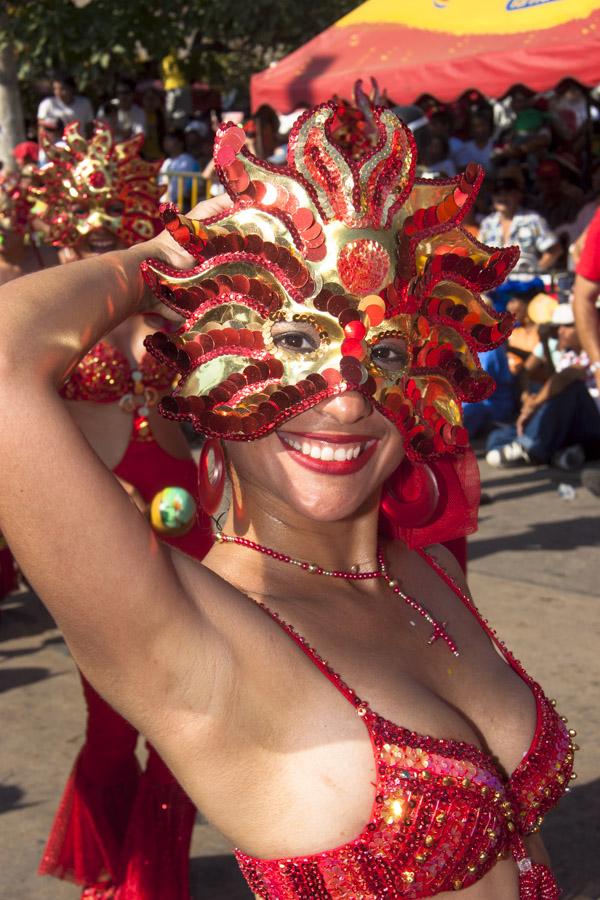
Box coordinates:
[9,70,600,488]
[34,70,216,205]
[403,80,600,481]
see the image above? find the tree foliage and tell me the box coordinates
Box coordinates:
[3,0,357,102]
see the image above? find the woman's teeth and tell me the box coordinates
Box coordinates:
[280,435,372,461]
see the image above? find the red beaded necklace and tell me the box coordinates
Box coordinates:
[214,532,459,656]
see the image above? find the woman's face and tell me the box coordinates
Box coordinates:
[225,391,405,523]
[506,297,528,322]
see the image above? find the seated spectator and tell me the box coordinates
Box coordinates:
[559,158,600,265]
[37,72,93,141]
[463,345,517,439]
[485,304,600,469]
[449,111,495,173]
[492,86,551,170]
[533,156,584,232]
[158,130,200,206]
[184,119,212,167]
[420,134,456,178]
[98,78,146,142]
[550,78,595,157]
[479,170,562,274]
[505,291,552,376]
[427,108,454,142]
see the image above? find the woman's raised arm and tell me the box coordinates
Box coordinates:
[0,197,229,727]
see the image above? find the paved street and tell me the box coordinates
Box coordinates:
[1,459,599,899]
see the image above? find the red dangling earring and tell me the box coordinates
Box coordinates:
[381,458,440,527]
[198,439,225,515]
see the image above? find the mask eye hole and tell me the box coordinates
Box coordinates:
[370,337,409,373]
[105,200,124,216]
[271,321,322,354]
[73,201,89,217]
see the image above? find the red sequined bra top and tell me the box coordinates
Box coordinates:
[235,550,575,900]
[61,341,174,403]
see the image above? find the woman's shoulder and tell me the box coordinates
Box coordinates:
[385,539,469,593]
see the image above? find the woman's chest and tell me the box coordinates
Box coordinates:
[177,617,538,858]
[262,600,539,780]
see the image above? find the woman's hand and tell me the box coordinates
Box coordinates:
[146,193,233,271]
[516,394,538,435]
[137,194,233,317]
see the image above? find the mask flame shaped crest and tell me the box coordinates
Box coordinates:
[143,100,518,460]
[30,121,162,248]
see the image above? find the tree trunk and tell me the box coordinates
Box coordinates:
[0,14,26,172]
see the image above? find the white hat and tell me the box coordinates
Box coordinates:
[184,120,209,137]
[551,303,575,326]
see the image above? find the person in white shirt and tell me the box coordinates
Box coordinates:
[450,112,495,173]
[97,78,146,142]
[479,172,562,273]
[37,73,93,136]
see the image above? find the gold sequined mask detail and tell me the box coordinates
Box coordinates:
[144,100,518,459]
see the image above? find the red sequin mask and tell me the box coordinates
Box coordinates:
[144,100,518,459]
[30,121,162,249]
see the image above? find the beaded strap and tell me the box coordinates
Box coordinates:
[254,600,363,707]
[416,547,531,679]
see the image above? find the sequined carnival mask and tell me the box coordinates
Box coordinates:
[30,121,162,249]
[143,100,518,460]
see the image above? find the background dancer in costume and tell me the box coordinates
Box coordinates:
[30,121,211,900]
[0,145,58,286]
[0,100,576,899]
[0,147,59,600]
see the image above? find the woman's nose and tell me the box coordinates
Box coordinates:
[317,390,372,425]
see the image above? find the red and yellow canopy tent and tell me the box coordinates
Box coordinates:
[251,0,600,112]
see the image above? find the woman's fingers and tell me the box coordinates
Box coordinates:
[187,192,233,220]
[148,194,234,271]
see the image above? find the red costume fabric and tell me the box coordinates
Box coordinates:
[236,550,572,899]
[576,207,600,282]
[61,342,174,404]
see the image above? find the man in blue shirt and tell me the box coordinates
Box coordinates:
[462,345,517,439]
[158,130,201,206]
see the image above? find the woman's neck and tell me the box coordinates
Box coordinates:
[219,474,381,575]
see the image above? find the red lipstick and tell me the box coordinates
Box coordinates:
[277,432,378,475]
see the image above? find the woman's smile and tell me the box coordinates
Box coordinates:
[277,430,379,474]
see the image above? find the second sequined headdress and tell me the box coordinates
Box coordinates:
[30,121,162,249]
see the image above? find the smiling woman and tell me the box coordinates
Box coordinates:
[0,98,576,900]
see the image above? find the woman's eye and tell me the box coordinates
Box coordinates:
[271,324,321,353]
[73,203,89,217]
[370,338,409,371]
[105,200,124,216]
